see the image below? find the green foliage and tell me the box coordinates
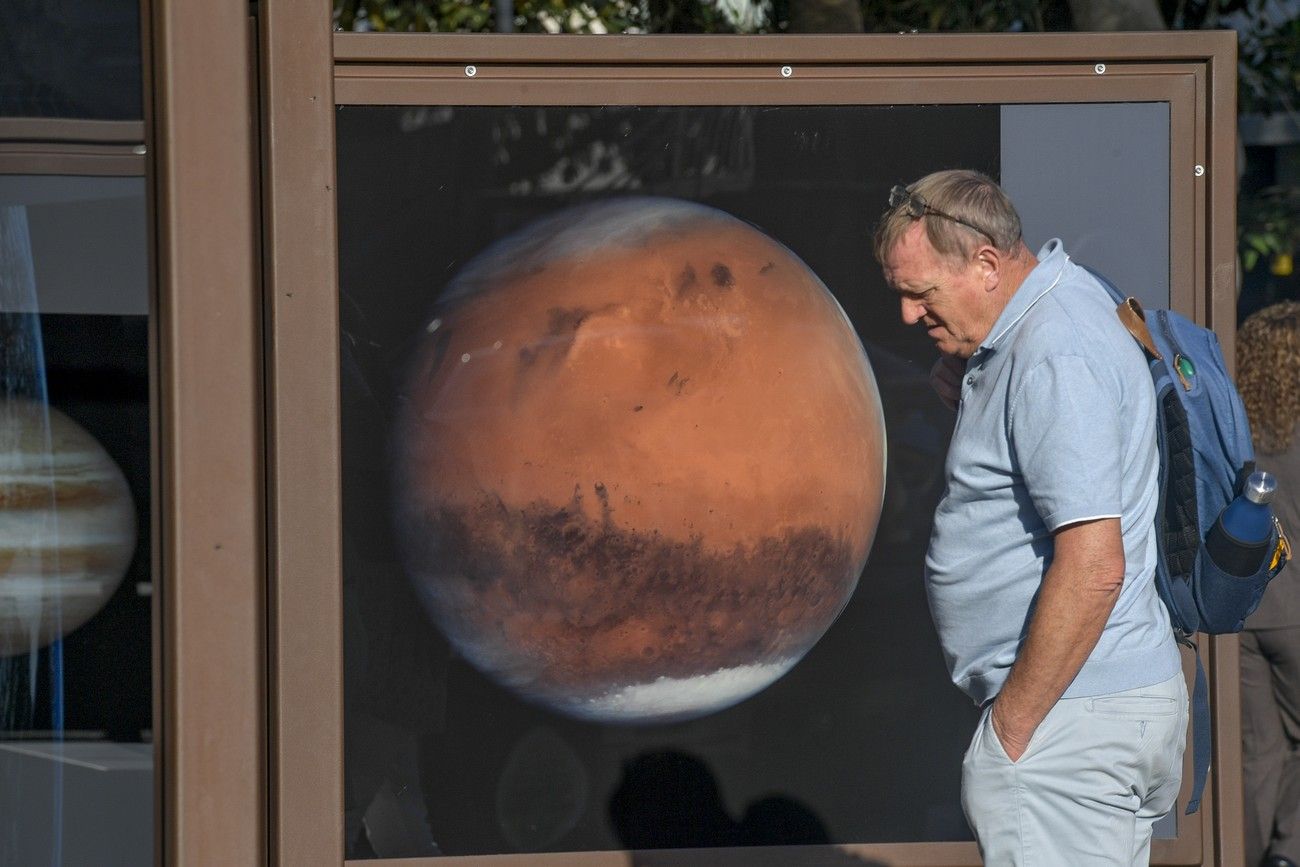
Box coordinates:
[331,0,1058,34]
[334,0,648,33]
[334,0,487,32]
[1239,14,1300,116]
[858,0,1053,33]
[642,0,749,33]
[329,0,1298,64]
[1240,186,1300,274]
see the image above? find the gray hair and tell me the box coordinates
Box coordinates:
[872,169,1023,265]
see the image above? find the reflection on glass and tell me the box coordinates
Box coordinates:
[0,1,142,121]
[394,196,886,724]
[0,187,151,865]
[0,399,136,656]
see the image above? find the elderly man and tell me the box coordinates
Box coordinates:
[875,169,1187,865]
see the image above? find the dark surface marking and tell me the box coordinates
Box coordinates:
[512,306,591,397]
[593,482,613,526]
[546,306,590,337]
[759,261,776,275]
[399,495,857,693]
[676,265,697,297]
[710,264,734,288]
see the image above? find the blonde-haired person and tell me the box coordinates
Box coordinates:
[1239,301,1300,867]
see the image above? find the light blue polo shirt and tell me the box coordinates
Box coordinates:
[925,240,1180,706]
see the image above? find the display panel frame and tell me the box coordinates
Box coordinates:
[262,30,1238,867]
[0,119,146,177]
[150,3,267,864]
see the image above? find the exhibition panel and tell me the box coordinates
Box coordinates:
[262,35,1229,865]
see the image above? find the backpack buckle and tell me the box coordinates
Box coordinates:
[1272,516,1292,575]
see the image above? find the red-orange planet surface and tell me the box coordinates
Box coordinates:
[394,197,885,723]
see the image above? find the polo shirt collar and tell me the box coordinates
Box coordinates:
[978,239,1069,353]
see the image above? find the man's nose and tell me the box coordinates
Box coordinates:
[900,297,926,325]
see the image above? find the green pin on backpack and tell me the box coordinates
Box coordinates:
[1175,353,1196,390]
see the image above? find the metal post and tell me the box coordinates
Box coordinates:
[495,0,514,32]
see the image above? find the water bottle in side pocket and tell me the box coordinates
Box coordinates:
[1206,471,1277,577]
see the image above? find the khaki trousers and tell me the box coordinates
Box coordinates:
[961,673,1187,866]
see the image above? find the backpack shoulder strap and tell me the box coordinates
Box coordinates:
[1079,263,1164,361]
[1186,649,1210,814]
[1115,297,1164,362]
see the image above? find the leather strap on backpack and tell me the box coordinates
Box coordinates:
[1115,297,1164,361]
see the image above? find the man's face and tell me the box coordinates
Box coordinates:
[881,222,996,360]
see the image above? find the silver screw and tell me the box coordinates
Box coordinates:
[780,65,793,78]
[1094,63,1106,74]
[465,65,477,77]
[132,144,147,155]
[1194,164,1205,177]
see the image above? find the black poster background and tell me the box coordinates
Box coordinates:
[337,104,1000,858]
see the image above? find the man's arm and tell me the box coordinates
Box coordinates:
[990,517,1126,760]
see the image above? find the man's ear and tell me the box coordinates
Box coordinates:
[976,245,1001,292]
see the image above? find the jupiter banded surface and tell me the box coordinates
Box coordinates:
[394,197,886,723]
[0,401,136,656]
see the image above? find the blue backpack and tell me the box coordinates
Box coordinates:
[1088,266,1291,814]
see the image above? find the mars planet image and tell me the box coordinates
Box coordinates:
[0,400,137,657]
[393,197,886,723]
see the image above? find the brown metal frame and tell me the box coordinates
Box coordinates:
[149,2,266,865]
[259,2,345,864]
[257,30,1239,867]
[0,119,146,176]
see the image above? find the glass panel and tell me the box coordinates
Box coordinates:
[0,0,152,857]
[0,1,143,121]
[1001,103,1171,310]
[337,101,1171,859]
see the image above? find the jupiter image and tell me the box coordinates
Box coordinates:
[394,197,885,723]
[0,401,137,657]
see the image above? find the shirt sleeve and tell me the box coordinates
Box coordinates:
[1008,353,1124,531]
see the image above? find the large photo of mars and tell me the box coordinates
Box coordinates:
[393,197,886,723]
[338,104,1000,858]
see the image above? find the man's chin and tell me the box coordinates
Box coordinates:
[930,338,956,356]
